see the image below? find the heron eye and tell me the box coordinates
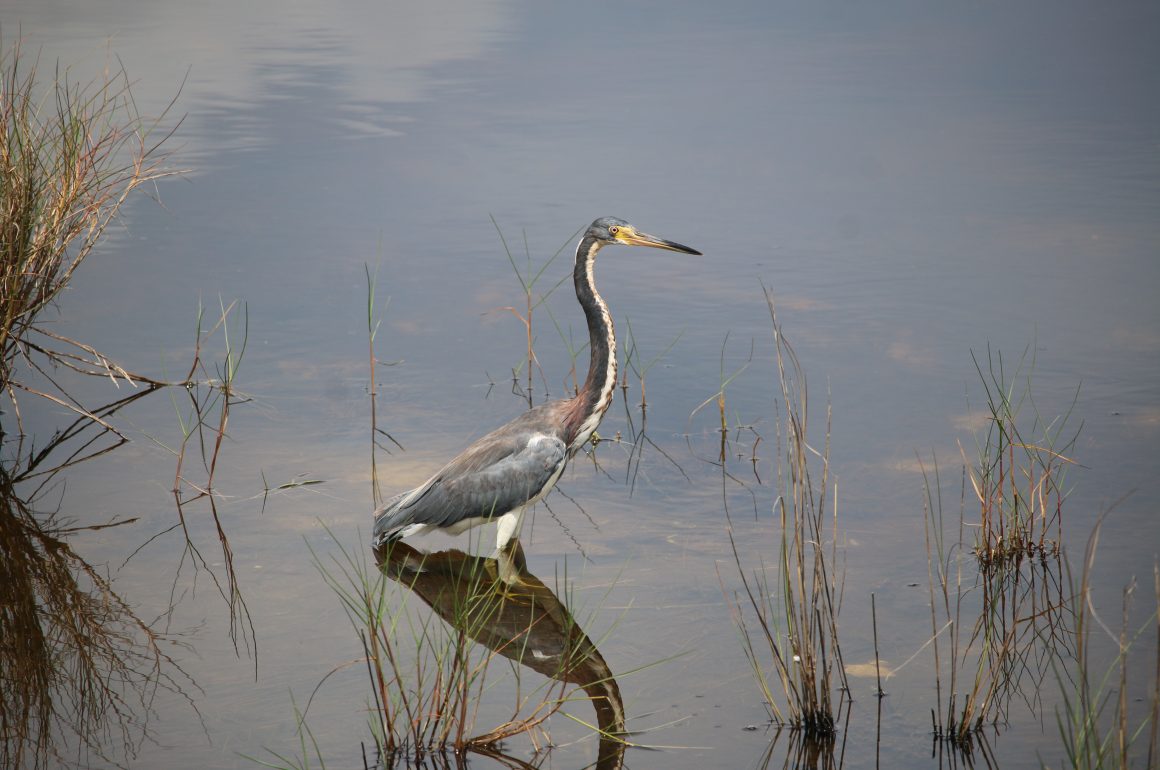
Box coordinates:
[608,226,620,236]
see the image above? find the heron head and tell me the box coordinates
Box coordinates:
[587,217,702,255]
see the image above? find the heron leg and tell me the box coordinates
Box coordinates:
[494,508,526,554]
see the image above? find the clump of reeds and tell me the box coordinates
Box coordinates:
[921,345,1077,750]
[966,345,1079,569]
[1,36,178,462]
[921,453,1010,750]
[725,289,847,737]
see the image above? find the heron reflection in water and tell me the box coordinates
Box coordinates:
[372,218,701,554]
[375,540,626,769]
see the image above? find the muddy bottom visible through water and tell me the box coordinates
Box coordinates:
[3,2,1159,769]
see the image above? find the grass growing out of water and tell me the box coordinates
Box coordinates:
[725,290,847,737]
[922,455,1015,749]
[921,346,1077,750]
[1051,514,1160,770]
[966,346,1079,568]
[490,217,579,406]
[163,297,255,654]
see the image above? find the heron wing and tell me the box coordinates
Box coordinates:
[372,429,567,544]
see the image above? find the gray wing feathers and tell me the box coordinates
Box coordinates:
[372,431,566,544]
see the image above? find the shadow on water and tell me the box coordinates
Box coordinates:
[369,540,626,769]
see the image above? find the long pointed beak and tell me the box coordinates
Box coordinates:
[619,229,702,255]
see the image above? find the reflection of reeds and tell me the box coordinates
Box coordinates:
[725,290,847,736]
[966,346,1078,568]
[0,467,195,769]
[1053,512,1160,770]
[754,718,850,770]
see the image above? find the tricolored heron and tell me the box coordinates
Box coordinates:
[371,217,701,552]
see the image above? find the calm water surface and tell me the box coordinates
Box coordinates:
[5,2,1159,768]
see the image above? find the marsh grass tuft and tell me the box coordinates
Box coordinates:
[922,453,1012,750]
[1,37,179,437]
[920,455,1072,751]
[921,345,1077,751]
[724,289,847,737]
[966,345,1079,569]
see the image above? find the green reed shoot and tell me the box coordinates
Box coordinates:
[490,217,580,405]
[1050,513,1160,770]
[689,330,753,463]
[621,316,682,412]
[365,257,402,508]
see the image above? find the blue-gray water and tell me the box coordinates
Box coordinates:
[5,2,1158,768]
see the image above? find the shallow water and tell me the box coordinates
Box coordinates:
[4,2,1159,768]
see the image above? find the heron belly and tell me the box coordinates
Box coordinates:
[494,455,566,549]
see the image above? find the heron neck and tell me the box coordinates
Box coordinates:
[568,235,616,450]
